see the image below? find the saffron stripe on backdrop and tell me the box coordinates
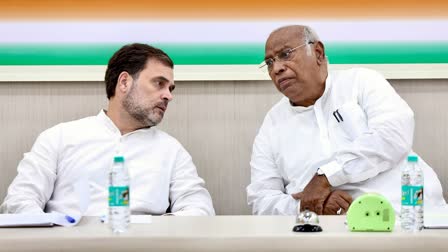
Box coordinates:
[1,0,448,19]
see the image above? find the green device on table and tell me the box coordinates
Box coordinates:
[346,193,396,232]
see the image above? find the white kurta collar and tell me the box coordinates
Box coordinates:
[97,109,121,134]
[97,109,154,137]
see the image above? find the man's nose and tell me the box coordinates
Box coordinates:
[272,60,286,75]
[162,88,173,102]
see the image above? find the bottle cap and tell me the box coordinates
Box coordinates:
[114,156,125,163]
[407,155,418,162]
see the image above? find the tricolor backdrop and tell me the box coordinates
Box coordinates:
[1,0,447,80]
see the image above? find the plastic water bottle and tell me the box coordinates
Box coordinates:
[413,156,424,231]
[108,156,130,233]
[401,155,424,232]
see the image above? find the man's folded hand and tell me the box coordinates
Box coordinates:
[323,190,353,215]
[292,174,331,215]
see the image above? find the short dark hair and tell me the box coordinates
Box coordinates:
[104,43,174,99]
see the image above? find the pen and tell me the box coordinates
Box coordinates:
[333,110,344,122]
[65,215,76,223]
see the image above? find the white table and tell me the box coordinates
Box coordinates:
[0,216,446,252]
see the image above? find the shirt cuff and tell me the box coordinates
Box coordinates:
[319,160,347,187]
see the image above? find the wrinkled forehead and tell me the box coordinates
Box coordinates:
[265,29,303,58]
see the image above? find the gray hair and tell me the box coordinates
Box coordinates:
[303,26,327,62]
[303,26,319,44]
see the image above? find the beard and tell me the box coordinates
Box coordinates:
[122,83,165,127]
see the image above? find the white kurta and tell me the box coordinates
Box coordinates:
[1,110,215,216]
[247,68,446,215]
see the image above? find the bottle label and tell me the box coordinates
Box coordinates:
[109,186,130,207]
[402,185,424,206]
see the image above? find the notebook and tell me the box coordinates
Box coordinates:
[0,212,80,227]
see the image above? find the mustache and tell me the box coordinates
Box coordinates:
[155,101,168,110]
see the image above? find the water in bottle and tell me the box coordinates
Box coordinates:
[108,156,130,233]
[401,155,424,232]
[413,157,424,231]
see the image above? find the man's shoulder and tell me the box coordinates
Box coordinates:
[263,97,293,125]
[57,115,99,131]
[329,67,386,94]
[32,115,98,145]
[330,67,384,82]
[268,97,290,114]
[41,115,96,134]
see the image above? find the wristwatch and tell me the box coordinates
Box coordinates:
[317,168,325,176]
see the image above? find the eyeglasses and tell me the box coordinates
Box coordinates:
[259,41,314,72]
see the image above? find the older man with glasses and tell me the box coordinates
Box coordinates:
[247,25,446,215]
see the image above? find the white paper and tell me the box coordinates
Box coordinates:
[424,205,448,229]
[0,212,80,227]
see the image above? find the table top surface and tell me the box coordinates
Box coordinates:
[0,216,446,252]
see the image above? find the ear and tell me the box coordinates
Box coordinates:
[116,71,133,95]
[314,41,326,65]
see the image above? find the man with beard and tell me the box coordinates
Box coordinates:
[247,25,446,215]
[1,43,215,216]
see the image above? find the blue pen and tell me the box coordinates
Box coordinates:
[65,215,76,223]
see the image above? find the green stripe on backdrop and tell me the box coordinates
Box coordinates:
[0,42,448,65]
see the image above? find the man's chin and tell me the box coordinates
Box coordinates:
[147,115,163,126]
